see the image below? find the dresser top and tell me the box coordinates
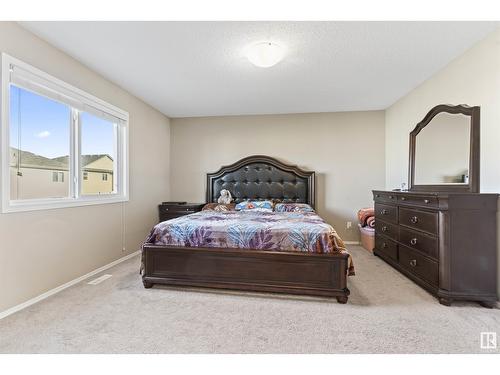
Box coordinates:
[159,202,205,207]
[373,190,497,211]
[373,190,498,197]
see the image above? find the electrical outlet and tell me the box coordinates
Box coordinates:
[346,221,352,229]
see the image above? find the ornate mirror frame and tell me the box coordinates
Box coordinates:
[408,104,480,193]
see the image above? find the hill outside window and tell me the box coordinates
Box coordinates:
[1,53,129,213]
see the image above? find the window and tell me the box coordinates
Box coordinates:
[80,112,115,194]
[52,172,64,183]
[10,86,70,199]
[1,54,129,212]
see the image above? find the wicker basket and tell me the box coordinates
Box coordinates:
[359,224,375,252]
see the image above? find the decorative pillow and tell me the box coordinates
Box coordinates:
[274,203,314,213]
[235,200,273,212]
[202,203,236,212]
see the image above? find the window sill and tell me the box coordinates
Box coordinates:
[1,195,129,213]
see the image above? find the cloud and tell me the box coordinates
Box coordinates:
[36,130,51,138]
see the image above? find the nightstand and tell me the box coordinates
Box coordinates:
[158,202,205,222]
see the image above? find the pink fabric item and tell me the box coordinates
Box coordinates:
[366,216,375,228]
[357,207,374,226]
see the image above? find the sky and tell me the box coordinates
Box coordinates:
[10,85,115,160]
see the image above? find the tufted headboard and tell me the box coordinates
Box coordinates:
[206,155,316,208]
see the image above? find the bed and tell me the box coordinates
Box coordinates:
[141,155,352,303]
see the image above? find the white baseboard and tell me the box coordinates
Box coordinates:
[344,241,360,245]
[0,250,141,320]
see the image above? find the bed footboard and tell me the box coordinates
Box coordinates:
[142,245,350,303]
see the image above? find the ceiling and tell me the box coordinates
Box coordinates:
[21,21,498,118]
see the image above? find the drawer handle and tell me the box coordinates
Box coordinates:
[424,199,430,204]
[409,259,417,267]
[164,208,169,211]
[375,194,380,198]
[381,209,388,215]
[410,238,418,246]
[401,197,406,201]
[381,226,388,232]
[389,195,394,199]
[410,216,418,224]
[382,243,388,249]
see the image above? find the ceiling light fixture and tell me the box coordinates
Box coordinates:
[245,42,285,68]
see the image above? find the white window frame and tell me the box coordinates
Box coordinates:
[1,53,129,213]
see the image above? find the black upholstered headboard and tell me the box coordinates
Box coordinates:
[206,155,315,208]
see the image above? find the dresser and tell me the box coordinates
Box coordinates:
[158,202,204,222]
[373,190,498,307]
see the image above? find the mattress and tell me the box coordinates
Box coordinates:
[144,209,354,275]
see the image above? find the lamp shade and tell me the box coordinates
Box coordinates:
[245,42,285,68]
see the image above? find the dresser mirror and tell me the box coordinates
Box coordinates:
[409,104,480,193]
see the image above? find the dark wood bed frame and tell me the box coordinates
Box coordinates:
[142,155,350,303]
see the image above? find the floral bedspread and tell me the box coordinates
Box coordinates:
[144,210,354,275]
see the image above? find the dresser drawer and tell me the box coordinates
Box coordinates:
[399,226,438,259]
[374,219,399,241]
[373,191,398,203]
[399,245,438,286]
[160,206,196,214]
[375,203,398,223]
[159,211,195,222]
[375,235,398,261]
[398,194,438,208]
[399,207,438,235]
[158,203,204,223]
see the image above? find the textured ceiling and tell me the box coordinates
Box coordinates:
[20,21,498,118]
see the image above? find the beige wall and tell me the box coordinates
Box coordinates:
[385,28,500,296]
[170,111,385,241]
[0,22,171,312]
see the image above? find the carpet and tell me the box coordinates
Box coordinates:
[0,245,499,353]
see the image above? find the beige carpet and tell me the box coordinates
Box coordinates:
[0,245,499,354]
